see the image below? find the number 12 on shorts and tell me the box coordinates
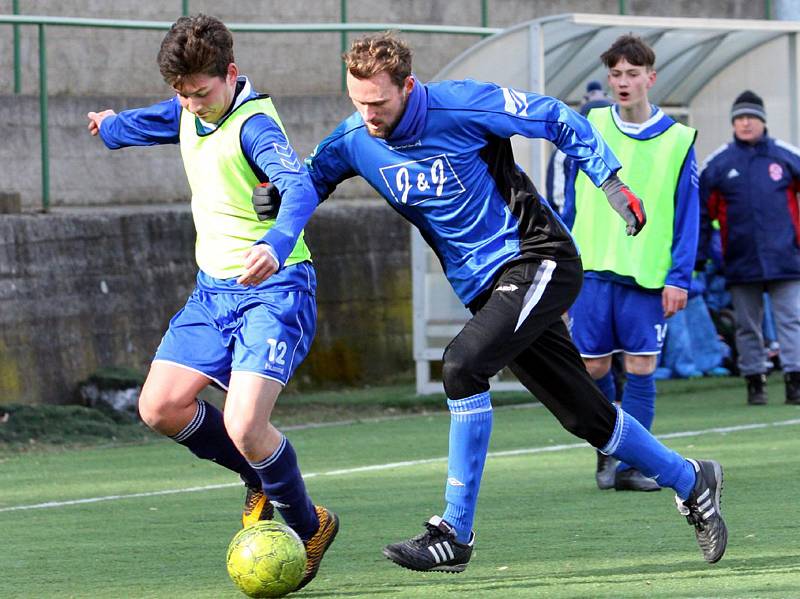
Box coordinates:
[266,338,287,368]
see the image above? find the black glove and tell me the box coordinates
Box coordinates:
[252,182,282,221]
[601,174,646,236]
[694,258,707,273]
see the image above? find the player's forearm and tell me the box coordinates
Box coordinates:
[99,100,181,149]
[668,153,700,285]
[257,184,319,266]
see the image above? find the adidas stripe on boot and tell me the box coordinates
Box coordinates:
[383,516,473,573]
[675,459,728,564]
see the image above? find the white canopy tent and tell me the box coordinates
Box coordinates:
[413,13,800,394]
[437,12,800,184]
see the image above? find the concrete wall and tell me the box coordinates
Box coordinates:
[0,1,766,96]
[0,200,412,405]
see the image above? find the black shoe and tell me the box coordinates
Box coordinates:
[614,468,661,492]
[595,450,619,490]
[785,371,800,405]
[746,373,768,405]
[383,516,473,573]
[675,459,728,564]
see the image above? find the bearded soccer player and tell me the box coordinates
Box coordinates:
[87,15,337,590]
[254,32,727,570]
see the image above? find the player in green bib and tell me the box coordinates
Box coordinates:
[86,15,337,590]
[556,35,699,492]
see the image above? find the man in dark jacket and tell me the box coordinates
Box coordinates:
[699,90,800,405]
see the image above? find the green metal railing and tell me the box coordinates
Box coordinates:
[12,0,20,93]
[1,15,499,212]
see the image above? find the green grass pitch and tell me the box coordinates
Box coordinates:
[1,378,798,598]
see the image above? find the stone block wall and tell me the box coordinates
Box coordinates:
[0,200,412,405]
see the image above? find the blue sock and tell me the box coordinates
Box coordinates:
[618,372,656,471]
[442,392,493,543]
[171,399,260,489]
[595,371,617,405]
[249,435,319,541]
[602,405,696,499]
[621,372,656,429]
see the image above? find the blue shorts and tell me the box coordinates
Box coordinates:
[568,277,666,357]
[154,262,316,388]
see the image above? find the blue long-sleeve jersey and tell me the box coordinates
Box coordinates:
[557,105,699,291]
[305,78,620,305]
[97,76,316,269]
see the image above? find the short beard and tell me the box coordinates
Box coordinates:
[367,126,390,139]
[366,88,409,139]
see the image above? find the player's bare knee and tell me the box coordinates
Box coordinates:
[137,388,164,430]
[137,388,192,432]
[624,354,657,375]
[223,414,261,458]
[583,356,612,379]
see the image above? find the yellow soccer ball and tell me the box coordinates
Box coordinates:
[226,521,307,598]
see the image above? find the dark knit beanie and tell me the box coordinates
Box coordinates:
[731,90,766,123]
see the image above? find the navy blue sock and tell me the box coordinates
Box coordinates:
[602,405,696,499]
[171,399,260,489]
[442,392,493,543]
[594,371,617,405]
[618,372,656,471]
[249,435,319,541]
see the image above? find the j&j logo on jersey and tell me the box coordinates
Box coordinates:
[379,154,465,206]
[502,87,530,117]
[769,162,784,181]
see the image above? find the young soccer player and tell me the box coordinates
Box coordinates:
[86,14,337,590]
[558,35,699,492]
[253,32,728,571]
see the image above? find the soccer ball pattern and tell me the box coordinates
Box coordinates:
[227,521,307,598]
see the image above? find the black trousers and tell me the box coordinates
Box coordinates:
[441,258,616,448]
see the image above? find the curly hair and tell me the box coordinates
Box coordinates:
[601,34,655,70]
[157,14,234,87]
[343,32,413,87]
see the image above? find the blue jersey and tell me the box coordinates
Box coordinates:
[305,78,620,305]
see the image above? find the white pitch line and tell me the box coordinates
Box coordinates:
[1,417,798,514]
[279,401,543,432]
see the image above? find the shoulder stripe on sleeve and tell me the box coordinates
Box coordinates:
[699,143,729,175]
[774,138,800,158]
